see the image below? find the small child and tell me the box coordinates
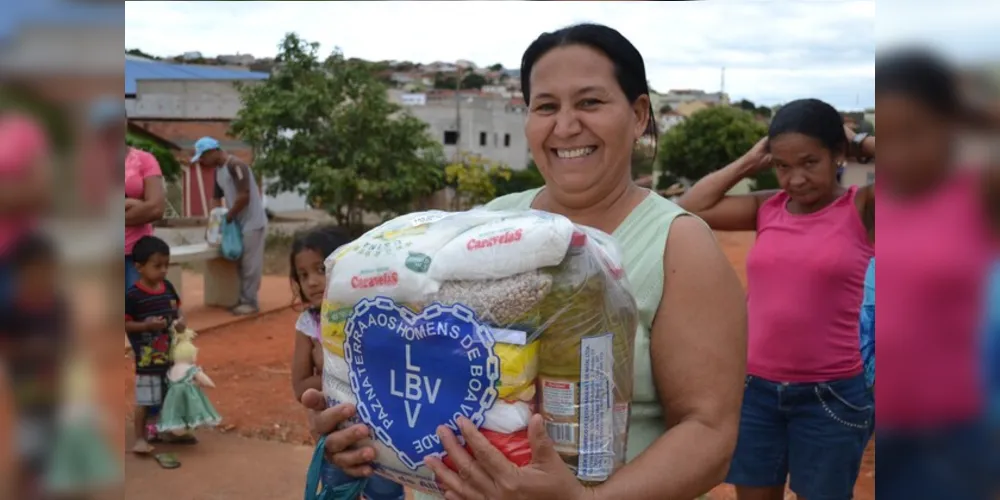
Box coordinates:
[0,233,69,498]
[125,235,185,455]
[289,226,405,500]
[290,226,351,402]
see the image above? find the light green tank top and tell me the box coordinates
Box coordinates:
[413,188,689,499]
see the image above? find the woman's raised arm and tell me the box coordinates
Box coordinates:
[678,139,777,232]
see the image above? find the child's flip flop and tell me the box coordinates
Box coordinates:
[154,453,181,469]
[163,434,198,445]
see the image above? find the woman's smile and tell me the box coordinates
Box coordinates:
[549,146,599,168]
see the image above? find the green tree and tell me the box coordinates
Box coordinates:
[736,99,757,112]
[445,153,512,209]
[434,73,458,89]
[461,73,488,90]
[230,33,445,234]
[657,106,768,187]
[126,133,182,183]
[631,142,656,180]
[493,161,545,198]
[755,105,772,119]
[489,63,504,72]
[126,48,160,60]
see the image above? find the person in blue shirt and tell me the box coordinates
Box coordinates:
[859,258,875,443]
[984,262,1000,424]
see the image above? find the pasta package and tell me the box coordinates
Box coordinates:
[321,209,638,495]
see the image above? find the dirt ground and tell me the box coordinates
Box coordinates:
[115,230,873,500]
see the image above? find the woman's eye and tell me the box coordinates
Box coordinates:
[579,99,601,108]
[533,103,556,112]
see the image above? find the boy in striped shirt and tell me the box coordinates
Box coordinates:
[125,235,185,454]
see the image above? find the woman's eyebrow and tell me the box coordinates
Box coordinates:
[532,86,610,101]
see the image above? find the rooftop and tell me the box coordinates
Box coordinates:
[125,58,269,95]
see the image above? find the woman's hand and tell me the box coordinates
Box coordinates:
[300,389,378,477]
[739,137,771,175]
[125,198,140,211]
[843,124,857,143]
[425,415,593,500]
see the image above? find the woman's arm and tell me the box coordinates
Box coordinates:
[292,332,323,402]
[677,139,776,232]
[0,156,52,216]
[592,216,748,500]
[125,150,166,226]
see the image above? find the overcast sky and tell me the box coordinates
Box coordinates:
[125,1,994,111]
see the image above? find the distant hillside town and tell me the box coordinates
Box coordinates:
[124,47,880,218]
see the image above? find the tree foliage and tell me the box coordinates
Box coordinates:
[736,99,757,112]
[230,33,445,234]
[434,72,487,90]
[445,153,512,209]
[631,142,656,180]
[493,161,546,198]
[126,133,182,182]
[658,106,769,187]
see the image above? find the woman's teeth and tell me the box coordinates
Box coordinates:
[555,147,596,159]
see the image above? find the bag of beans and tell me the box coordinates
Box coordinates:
[320,209,638,495]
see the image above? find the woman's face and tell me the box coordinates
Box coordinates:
[525,45,648,198]
[769,132,842,206]
[874,93,953,191]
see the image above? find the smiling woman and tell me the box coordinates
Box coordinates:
[303,22,749,500]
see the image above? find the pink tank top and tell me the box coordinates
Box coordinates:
[877,172,990,428]
[746,186,872,382]
[0,115,47,255]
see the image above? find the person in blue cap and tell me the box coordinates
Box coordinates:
[191,137,268,316]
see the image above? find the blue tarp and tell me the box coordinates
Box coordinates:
[125,59,269,95]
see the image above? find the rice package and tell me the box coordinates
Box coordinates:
[321,209,638,495]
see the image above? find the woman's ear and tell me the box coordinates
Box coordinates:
[632,94,651,138]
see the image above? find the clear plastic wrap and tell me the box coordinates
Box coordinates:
[321,209,638,495]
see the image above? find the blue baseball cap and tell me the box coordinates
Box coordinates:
[191,136,221,163]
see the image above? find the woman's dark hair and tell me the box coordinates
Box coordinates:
[876,48,959,117]
[288,225,352,307]
[768,98,847,156]
[520,23,658,140]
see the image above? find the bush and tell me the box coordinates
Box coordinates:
[493,161,545,198]
[126,133,182,183]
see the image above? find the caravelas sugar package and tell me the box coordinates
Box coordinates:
[321,209,638,495]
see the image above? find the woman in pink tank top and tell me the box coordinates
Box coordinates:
[680,99,875,500]
[873,48,998,500]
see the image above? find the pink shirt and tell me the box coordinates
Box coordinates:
[746,187,873,382]
[0,115,48,255]
[124,148,162,255]
[877,172,990,428]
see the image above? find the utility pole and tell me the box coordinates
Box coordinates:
[720,67,726,94]
[454,67,463,162]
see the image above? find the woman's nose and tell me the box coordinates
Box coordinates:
[553,109,583,137]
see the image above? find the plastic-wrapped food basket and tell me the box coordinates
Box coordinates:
[321,209,638,495]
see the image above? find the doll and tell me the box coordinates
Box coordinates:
[155,329,222,435]
[45,353,122,496]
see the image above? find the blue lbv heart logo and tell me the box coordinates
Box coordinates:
[344,297,501,471]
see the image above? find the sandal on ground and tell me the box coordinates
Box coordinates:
[154,453,181,469]
[161,433,199,445]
